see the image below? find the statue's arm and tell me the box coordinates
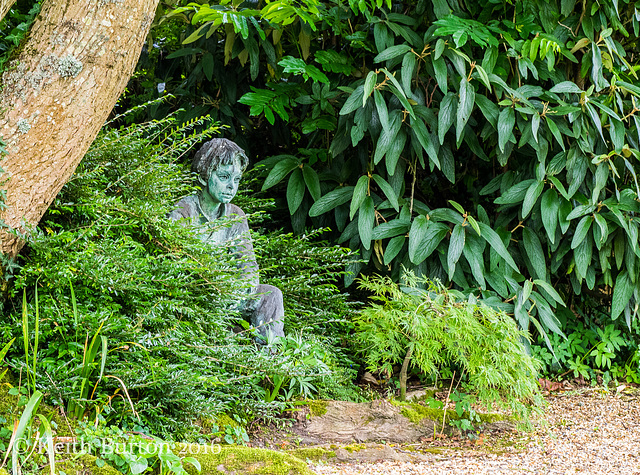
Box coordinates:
[167,196,196,225]
[228,205,260,288]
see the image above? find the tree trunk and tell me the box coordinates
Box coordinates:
[0,0,159,258]
[0,0,18,26]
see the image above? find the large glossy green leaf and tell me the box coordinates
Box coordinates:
[429,208,463,224]
[593,213,609,249]
[533,279,565,307]
[309,186,354,217]
[373,89,389,132]
[363,71,377,106]
[374,44,412,62]
[447,224,465,279]
[302,165,321,201]
[585,102,605,143]
[615,231,626,270]
[523,227,546,280]
[340,85,365,115]
[497,107,515,152]
[530,292,564,335]
[384,235,406,265]
[359,196,375,250]
[286,168,305,215]
[566,204,596,221]
[549,81,583,94]
[373,219,410,240]
[475,94,499,127]
[546,117,565,150]
[541,188,559,244]
[522,180,544,219]
[556,199,572,233]
[571,215,594,249]
[386,129,407,176]
[262,157,299,190]
[432,56,447,93]
[350,175,369,220]
[574,234,593,280]
[438,92,456,145]
[478,223,519,273]
[612,270,634,320]
[456,78,475,144]
[408,217,449,264]
[591,43,609,91]
[411,118,440,169]
[495,179,535,205]
[609,117,625,151]
[372,174,399,211]
[402,52,416,95]
[463,243,486,290]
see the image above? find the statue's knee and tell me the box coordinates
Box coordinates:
[257,284,283,305]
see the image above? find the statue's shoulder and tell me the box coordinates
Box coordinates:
[168,195,199,221]
[226,203,246,218]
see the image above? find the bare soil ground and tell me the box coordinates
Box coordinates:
[310,387,640,474]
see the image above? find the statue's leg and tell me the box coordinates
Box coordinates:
[251,284,285,339]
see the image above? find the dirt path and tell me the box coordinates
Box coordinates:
[310,388,640,474]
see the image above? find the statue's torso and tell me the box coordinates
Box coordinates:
[168,194,259,287]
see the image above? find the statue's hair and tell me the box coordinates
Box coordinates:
[191,138,249,183]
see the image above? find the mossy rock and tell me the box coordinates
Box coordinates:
[46,454,121,475]
[287,446,336,462]
[0,468,8,475]
[0,373,76,437]
[396,401,510,425]
[198,413,240,434]
[176,443,316,475]
[305,401,328,418]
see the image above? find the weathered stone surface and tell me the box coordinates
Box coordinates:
[288,443,418,464]
[289,400,512,445]
[294,400,437,444]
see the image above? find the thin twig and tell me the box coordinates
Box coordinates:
[441,371,456,435]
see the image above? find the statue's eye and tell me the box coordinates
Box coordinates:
[219,174,229,180]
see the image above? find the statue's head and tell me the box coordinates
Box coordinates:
[192,138,249,204]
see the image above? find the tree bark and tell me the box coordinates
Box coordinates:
[0,0,159,258]
[0,0,18,26]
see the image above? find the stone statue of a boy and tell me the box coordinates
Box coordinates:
[168,138,285,339]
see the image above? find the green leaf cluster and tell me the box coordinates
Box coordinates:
[354,273,541,417]
[128,0,640,355]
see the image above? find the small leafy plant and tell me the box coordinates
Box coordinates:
[355,272,542,419]
[262,333,331,402]
[75,419,202,475]
[532,312,640,386]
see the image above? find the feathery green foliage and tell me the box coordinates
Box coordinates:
[355,273,541,417]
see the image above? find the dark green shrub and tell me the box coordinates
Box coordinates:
[1,112,361,438]
[140,0,640,364]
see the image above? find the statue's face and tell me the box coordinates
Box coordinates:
[206,160,242,204]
